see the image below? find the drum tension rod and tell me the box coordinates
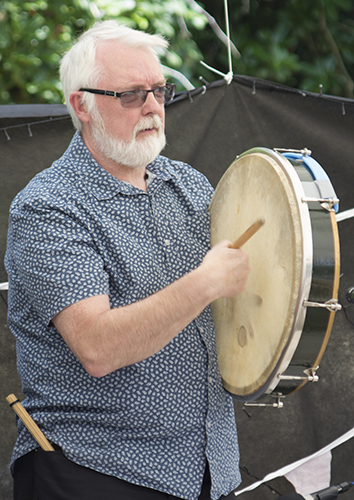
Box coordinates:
[244,395,285,409]
[303,298,342,312]
[301,196,340,211]
[274,147,312,156]
[278,366,319,383]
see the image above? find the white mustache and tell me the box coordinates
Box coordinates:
[134,115,162,137]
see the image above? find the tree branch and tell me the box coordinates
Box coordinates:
[318,5,354,98]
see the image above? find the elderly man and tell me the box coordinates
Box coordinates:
[6,20,249,500]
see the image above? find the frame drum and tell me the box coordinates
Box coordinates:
[209,148,340,402]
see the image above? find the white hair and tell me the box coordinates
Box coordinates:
[60,20,169,131]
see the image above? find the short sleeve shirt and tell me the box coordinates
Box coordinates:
[5,132,241,500]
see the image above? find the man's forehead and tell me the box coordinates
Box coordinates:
[96,40,157,68]
[96,40,164,87]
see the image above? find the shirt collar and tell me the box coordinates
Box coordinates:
[67,132,178,201]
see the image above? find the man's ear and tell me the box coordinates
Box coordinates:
[69,92,90,124]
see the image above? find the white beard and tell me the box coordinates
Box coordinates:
[90,110,166,170]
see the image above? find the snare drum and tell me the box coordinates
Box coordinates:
[209,148,340,402]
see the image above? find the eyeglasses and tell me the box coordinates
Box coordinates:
[79,83,176,108]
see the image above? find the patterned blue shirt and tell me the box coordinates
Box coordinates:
[5,132,241,500]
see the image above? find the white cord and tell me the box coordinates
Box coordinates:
[200,60,227,78]
[198,0,235,85]
[161,65,195,91]
[224,0,233,82]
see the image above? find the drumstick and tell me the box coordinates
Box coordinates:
[6,394,55,451]
[230,218,265,249]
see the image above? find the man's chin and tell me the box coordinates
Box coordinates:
[111,141,165,170]
[92,125,166,169]
[134,133,166,163]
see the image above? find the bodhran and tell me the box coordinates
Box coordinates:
[209,148,340,402]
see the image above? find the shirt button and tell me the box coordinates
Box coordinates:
[208,377,213,384]
[164,239,170,246]
[207,421,212,429]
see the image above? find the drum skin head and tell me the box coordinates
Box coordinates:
[209,151,304,398]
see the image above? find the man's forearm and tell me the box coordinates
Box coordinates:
[53,241,249,377]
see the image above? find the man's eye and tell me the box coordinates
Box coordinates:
[154,87,165,96]
[121,91,138,101]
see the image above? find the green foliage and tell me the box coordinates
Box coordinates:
[1,0,354,104]
[0,0,93,103]
[218,0,354,97]
[0,0,208,103]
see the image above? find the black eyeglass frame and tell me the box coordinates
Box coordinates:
[79,83,176,107]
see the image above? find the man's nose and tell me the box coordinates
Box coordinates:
[142,90,164,114]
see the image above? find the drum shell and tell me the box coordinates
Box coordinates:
[274,163,339,396]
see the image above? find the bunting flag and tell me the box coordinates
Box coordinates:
[234,428,354,496]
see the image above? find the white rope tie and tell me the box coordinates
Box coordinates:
[224,0,233,84]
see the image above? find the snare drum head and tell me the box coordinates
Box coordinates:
[210,150,305,398]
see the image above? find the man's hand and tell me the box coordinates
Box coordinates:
[197,240,250,300]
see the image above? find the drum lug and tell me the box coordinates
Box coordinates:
[301,196,340,211]
[303,298,342,312]
[244,395,285,409]
[303,366,319,382]
[278,366,319,383]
